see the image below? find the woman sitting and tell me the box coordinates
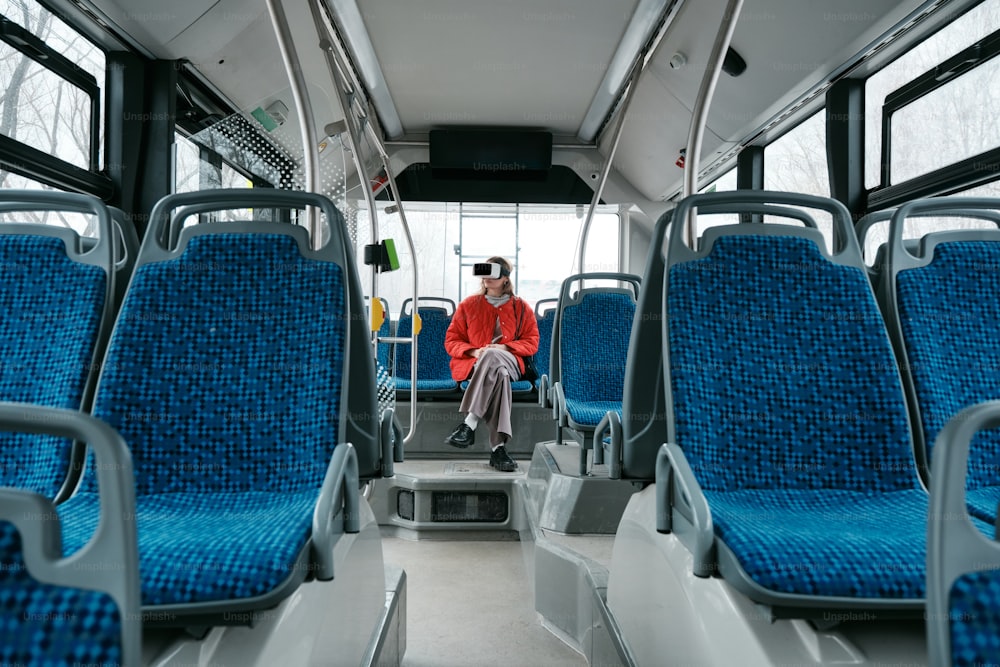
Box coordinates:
[443,256,539,472]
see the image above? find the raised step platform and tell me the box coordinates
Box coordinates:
[394,400,553,459]
[371,442,640,665]
[369,457,529,537]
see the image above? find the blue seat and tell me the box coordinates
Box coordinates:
[52,190,368,620]
[393,297,460,396]
[927,401,1000,666]
[878,198,1000,524]
[609,200,838,482]
[0,191,115,500]
[534,298,557,404]
[550,273,640,475]
[656,191,993,613]
[856,206,994,296]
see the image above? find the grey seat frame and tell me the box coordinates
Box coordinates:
[927,400,1000,665]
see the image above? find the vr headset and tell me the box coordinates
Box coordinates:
[472,262,510,279]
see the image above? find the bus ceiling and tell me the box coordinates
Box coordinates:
[71,0,979,201]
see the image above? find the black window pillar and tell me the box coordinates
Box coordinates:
[106,54,176,239]
[737,145,763,223]
[826,78,865,221]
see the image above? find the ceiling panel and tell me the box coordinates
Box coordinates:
[356,0,640,137]
[648,0,936,143]
[86,0,220,55]
[609,0,939,201]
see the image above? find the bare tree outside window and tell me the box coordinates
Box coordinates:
[866,0,1000,189]
[0,0,105,236]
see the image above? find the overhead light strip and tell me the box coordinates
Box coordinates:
[326,0,404,139]
[577,0,683,143]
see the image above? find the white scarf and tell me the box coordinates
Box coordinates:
[484,294,511,308]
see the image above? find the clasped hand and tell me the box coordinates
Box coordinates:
[470,343,508,358]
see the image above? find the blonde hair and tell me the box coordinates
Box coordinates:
[479,255,515,296]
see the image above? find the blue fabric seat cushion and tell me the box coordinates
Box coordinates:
[0,521,122,665]
[966,486,1000,526]
[705,488,995,599]
[460,379,533,392]
[559,293,635,403]
[395,378,458,392]
[394,311,454,382]
[80,234,345,496]
[949,569,1000,665]
[58,490,317,606]
[668,236,918,494]
[896,242,1000,500]
[564,400,621,428]
[0,235,106,496]
[534,310,555,384]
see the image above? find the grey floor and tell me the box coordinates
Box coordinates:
[382,537,587,667]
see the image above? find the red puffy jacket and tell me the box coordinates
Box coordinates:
[445,295,539,382]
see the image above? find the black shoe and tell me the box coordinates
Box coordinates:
[445,423,475,448]
[490,445,518,472]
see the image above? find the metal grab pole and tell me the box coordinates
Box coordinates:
[573,0,681,275]
[306,0,381,320]
[308,0,421,441]
[574,59,642,276]
[683,0,743,248]
[265,0,321,247]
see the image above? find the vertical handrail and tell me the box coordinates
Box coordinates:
[360,123,422,444]
[574,58,641,275]
[264,0,322,247]
[308,0,421,441]
[306,0,383,341]
[682,0,744,248]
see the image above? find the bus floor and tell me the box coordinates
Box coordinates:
[381,535,587,667]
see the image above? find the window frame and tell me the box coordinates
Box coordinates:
[870,27,1000,209]
[0,13,109,196]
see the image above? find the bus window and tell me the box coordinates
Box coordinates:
[865,0,1000,189]
[889,46,1000,184]
[520,205,620,301]
[764,110,830,198]
[174,131,257,222]
[695,168,739,235]
[764,111,833,251]
[356,202,619,316]
[0,0,104,171]
[356,203,461,320]
[174,134,203,194]
[700,168,737,194]
[952,180,1000,198]
[0,171,96,235]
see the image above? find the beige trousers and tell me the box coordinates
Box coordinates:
[459,348,520,447]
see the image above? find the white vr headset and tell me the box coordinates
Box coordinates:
[472,262,510,279]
